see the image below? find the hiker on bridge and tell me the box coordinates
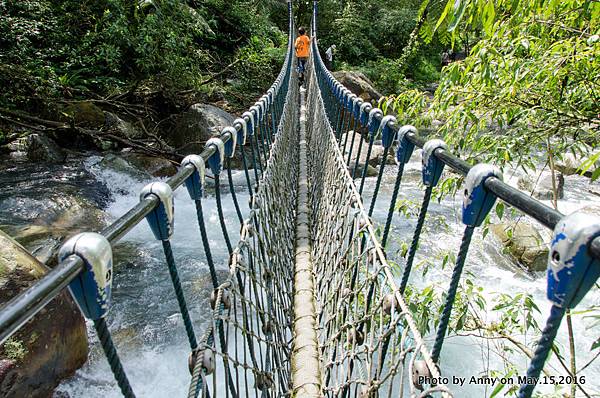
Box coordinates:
[294,26,310,85]
[325,44,336,70]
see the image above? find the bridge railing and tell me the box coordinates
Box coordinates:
[0,3,296,397]
[310,2,600,397]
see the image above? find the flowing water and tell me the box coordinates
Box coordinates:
[362,153,600,397]
[43,151,600,397]
[55,156,250,397]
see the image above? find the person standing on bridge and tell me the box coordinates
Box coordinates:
[295,27,310,86]
[325,44,336,70]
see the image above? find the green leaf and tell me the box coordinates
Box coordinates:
[482,0,496,36]
[510,0,520,14]
[495,202,505,219]
[592,167,600,182]
[448,0,468,33]
[591,337,600,350]
[490,382,506,398]
[435,0,454,32]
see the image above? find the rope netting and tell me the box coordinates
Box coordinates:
[186,59,300,398]
[186,50,453,397]
[305,62,452,398]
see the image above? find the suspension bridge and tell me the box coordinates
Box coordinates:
[1,2,599,397]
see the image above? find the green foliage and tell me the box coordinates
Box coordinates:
[234,33,287,94]
[430,0,598,168]
[2,337,27,361]
[0,0,286,109]
[314,0,445,90]
[380,0,598,176]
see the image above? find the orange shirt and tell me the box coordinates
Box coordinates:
[295,35,310,58]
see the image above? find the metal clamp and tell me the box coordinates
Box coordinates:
[242,111,255,135]
[346,93,357,111]
[367,108,383,136]
[353,97,363,120]
[205,137,225,175]
[233,117,247,146]
[359,102,371,126]
[59,232,113,320]
[422,139,448,187]
[140,182,175,241]
[222,126,238,158]
[547,212,600,308]
[379,115,397,149]
[258,99,267,116]
[462,164,502,227]
[396,125,417,164]
[250,104,262,122]
[181,155,206,200]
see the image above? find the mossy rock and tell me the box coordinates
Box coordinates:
[489,222,549,272]
[0,229,88,397]
[62,101,105,127]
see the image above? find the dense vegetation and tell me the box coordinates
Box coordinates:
[310,0,446,92]
[0,0,288,115]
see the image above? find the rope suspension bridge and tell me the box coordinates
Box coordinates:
[1,2,600,397]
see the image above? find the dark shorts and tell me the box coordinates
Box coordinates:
[297,57,308,73]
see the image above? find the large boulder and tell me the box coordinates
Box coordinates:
[489,222,549,272]
[104,113,142,140]
[555,152,600,177]
[168,104,235,154]
[0,230,88,397]
[341,131,379,178]
[98,153,152,181]
[368,140,396,167]
[10,193,109,265]
[349,163,378,178]
[577,205,600,217]
[517,171,564,200]
[120,152,177,178]
[5,134,66,163]
[27,134,67,163]
[333,71,382,102]
[62,101,105,127]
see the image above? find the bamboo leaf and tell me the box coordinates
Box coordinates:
[435,0,454,32]
[482,0,495,36]
[448,0,468,33]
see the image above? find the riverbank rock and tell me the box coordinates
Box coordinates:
[368,141,396,167]
[168,104,235,154]
[341,131,380,178]
[555,153,600,177]
[98,153,152,181]
[5,134,66,163]
[489,222,549,272]
[10,193,109,265]
[517,171,564,200]
[104,112,142,140]
[120,152,177,177]
[63,101,105,127]
[333,71,382,102]
[349,163,378,178]
[577,204,600,217]
[27,134,67,162]
[0,230,88,397]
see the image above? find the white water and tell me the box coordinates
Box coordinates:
[56,157,250,397]
[362,151,600,397]
[56,153,600,397]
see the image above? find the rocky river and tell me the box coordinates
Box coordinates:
[0,138,599,397]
